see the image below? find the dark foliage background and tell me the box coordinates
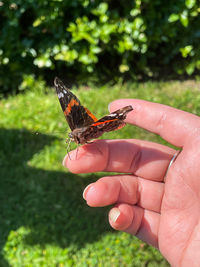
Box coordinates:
[0,0,200,94]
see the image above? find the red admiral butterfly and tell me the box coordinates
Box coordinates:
[54,77,133,145]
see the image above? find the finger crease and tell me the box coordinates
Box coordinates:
[103,142,110,171]
[155,110,167,134]
[129,148,142,174]
[136,178,142,205]
[134,206,144,236]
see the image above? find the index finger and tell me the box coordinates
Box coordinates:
[65,139,175,180]
[109,99,200,147]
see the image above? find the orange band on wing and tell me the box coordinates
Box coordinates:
[64,99,79,116]
[85,107,98,122]
[91,119,117,126]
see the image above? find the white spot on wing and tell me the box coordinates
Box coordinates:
[109,113,117,117]
[58,92,64,98]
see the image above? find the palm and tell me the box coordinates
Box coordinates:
[159,139,200,265]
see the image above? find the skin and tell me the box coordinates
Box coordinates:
[63,99,200,267]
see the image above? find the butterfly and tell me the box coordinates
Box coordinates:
[54,77,133,145]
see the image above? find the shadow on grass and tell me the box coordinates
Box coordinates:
[0,128,110,266]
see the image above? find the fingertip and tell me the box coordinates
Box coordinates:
[108,99,134,113]
[108,101,114,112]
[109,208,121,223]
[63,140,109,174]
[62,149,84,173]
[83,184,97,204]
[62,154,68,167]
[62,149,81,167]
[83,178,119,207]
[62,146,93,173]
[108,100,123,112]
[109,204,134,231]
[83,184,90,200]
[83,182,107,207]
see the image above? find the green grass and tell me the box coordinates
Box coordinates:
[0,79,200,266]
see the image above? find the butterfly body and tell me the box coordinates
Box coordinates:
[54,77,133,145]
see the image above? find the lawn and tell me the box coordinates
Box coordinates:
[0,79,200,266]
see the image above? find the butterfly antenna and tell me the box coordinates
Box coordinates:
[34,129,67,137]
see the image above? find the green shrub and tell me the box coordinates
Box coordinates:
[0,0,200,94]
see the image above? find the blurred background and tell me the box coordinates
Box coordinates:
[0,0,200,266]
[1,0,200,95]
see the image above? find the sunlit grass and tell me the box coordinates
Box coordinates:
[0,79,200,266]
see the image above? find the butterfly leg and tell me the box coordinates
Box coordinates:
[66,138,72,160]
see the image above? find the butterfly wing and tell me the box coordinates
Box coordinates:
[54,77,97,131]
[90,105,133,132]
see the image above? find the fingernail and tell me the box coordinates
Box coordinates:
[83,184,95,200]
[110,208,120,223]
[108,101,114,112]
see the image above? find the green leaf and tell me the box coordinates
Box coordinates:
[185,0,196,9]
[130,9,140,17]
[100,14,108,23]
[196,60,200,69]
[186,62,195,75]
[33,16,45,27]
[180,10,189,27]
[168,13,179,22]
[92,2,108,16]
[119,64,129,73]
[180,45,193,57]
[90,46,101,54]
[54,50,78,62]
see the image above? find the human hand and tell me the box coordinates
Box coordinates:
[63,99,200,267]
